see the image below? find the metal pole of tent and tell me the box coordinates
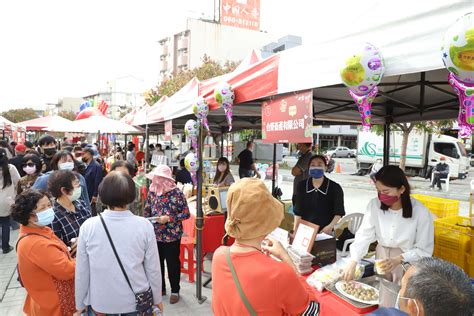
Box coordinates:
[124,134,128,160]
[383,123,391,166]
[97,130,101,154]
[220,127,225,157]
[145,127,150,173]
[272,143,277,196]
[2,130,4,140]
[195,123,207,303]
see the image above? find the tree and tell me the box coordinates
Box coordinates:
[145,55,238,106]
[371,120,454,171]
[58,110,76,121]
[1,107,38,123]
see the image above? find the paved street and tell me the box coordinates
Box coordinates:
[1,159,472,315]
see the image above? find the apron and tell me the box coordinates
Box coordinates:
[375,244,404,285]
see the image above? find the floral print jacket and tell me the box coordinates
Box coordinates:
[144,187,190,243]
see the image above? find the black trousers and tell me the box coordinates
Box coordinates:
[0,216,10,251]
[432,174,447,188]
[158,239,181,294]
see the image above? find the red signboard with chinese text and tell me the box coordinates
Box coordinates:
[221,0,260,31]
[164,120,172,141]
[262,90,313,144]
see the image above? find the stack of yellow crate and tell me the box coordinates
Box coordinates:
[412,194,459,219]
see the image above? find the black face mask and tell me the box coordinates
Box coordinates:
[43,148,56,157]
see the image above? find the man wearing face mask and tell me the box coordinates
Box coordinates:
[294,155,345,236]
[369,257,473,316]
[82,148,104,207]
[343,166,434,284]
[429,156,450,190]
[48,170,91,248]
[38,135,57,173]
[291,143,313,207]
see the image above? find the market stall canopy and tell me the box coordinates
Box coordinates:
[0,116,18,130]
[274,1,472,124]
[18,115,72,131]
[128,96,169,126]
[70,115,144,134]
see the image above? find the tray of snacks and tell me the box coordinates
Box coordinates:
[335,280,379,305]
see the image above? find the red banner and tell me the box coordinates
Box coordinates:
[262,90,313,144]
[221,0,260,31]
[164,120,172,141]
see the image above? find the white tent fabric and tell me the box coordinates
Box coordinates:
[46,116,143,134]
[278,1,471,94]
[0,116,17,130]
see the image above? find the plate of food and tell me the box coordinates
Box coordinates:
[335,281,379,305]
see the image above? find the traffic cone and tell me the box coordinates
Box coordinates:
[335,162,342,174]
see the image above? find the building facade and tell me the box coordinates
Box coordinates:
[312,125,358,152]
[158,18,271,78]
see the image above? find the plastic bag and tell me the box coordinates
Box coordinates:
[306,259,364,292]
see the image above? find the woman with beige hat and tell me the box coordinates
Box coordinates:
[212,178,319,316]
[144,165,190,304]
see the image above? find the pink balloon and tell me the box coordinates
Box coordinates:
[223,103,233,131]
[349,86,378,131]
[448,73,474,138]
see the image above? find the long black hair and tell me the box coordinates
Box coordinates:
[375,165,412,218]
[0,148,12,189]
[214,157,231,184]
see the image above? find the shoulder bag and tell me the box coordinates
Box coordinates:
[99,213,154,316]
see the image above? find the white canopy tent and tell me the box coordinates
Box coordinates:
[45,116,144,134]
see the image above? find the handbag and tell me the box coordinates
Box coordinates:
[225,247,257,316]
[99,213,154,316]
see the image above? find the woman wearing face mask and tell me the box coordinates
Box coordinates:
[0,148,20,254]
[47,170,91,248]
[293,155,345,235]
[342,166,434,284]
[33,151,91,208]
[213,157,235,187]
[143,165,190,304]
[17,153,43,194]
[12,189,76,315]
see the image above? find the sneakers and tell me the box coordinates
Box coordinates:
[2,246,13,254]
[170,293,180,304]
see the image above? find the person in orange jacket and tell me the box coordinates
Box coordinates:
[12,189,77,316]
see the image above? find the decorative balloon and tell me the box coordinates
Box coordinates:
[184,152,199,185]
[214,82,235,131]
[442,13,474,138]
[193,97,210,133]
[184,119,199,150]
[340,43,385,130]
[75,107,105,120]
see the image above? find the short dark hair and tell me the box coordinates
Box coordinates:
[375,165,412,218]
[73,146,82,152]
[405,257,474,316]
[179,158,185,168]
[11,189,51,225]
[24,141,34,149]
[99,171,136,208]
[50,151,76,171]
[111,160,136,177]
[38,135,56,147]
[22,154,42,174]
[246,141,253,148]
[308,154,327,167]
[47,170,77,198]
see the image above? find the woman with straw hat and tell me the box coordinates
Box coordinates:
[212,178,319,316]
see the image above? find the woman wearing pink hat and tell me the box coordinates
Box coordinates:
[144,165,190,304]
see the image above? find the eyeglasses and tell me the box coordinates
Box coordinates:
[401,261,412,272]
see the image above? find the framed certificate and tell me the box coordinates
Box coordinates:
[292,219,319,253]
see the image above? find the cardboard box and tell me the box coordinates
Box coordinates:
[310,237,337,267]
[279,212,294,232]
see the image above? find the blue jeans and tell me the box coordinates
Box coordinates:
[238,168,254,179]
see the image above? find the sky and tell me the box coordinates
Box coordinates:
[0,0,377,110]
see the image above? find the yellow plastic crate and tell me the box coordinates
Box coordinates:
[412,194,459,219]
[433,216,472,269]
[466,254,474,278]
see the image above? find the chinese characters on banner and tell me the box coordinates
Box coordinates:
[262,90,313,144]
[164,120,172,141]
[221,0,260,31]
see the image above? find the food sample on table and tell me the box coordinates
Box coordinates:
[338,281,379,303]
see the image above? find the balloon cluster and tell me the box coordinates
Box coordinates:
[193,97,210,133]
[184,152,199,185]
[214,82,235,131]
[340,43,385,131]
[442,13,474,138]
[184,119,199,185]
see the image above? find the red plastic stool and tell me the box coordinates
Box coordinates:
[180,214,196,283]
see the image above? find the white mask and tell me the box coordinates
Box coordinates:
[23,165,37,175]
[69,187,82,202]
[58,162,75,171]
